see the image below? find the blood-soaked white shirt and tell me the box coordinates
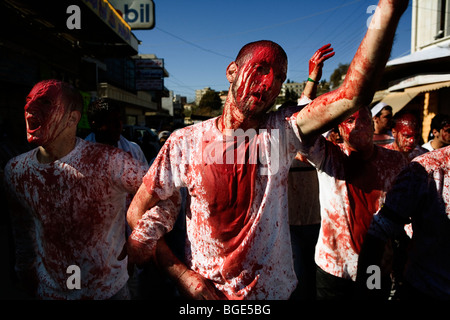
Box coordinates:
[4,138,147,299]
[134,106,303,300]
[299,136,407,280]
[369,146,450,298]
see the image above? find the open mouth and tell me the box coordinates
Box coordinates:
[26,114,42,133]
[251,91,264,102]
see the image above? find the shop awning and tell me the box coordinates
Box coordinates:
[377,80,450,114]
[387,43,450,67]
[405,80,450,94]
[378,91,420,114]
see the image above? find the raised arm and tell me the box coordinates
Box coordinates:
[297,0,408,140]
[300,44,335,101]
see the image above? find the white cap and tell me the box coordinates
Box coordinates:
[371,102,389,117]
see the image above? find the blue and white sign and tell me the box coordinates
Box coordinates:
[109,0,155,30]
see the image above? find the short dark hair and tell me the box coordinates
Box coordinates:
[34,79,83,113]
[375,105,392,118]
[430,113,450,131]
[392,110,420,131]
[235,40,288,67]
[62,82,83,113]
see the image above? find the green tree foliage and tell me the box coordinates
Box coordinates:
[285,88,299,102]
[317,80,331,96]
[199,90,222,110]
[330,63,350,89]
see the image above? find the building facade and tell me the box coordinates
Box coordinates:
[281,81,305,99]
[0,0,172,152]
[373,0,450,143]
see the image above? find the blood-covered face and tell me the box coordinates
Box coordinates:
[24,81,69,145]
[392,114,419,153]
[230,46,287,120]
[339,107,374,151]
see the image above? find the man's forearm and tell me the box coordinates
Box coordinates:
[339,0,407,108]
[155,238,226,300]
[154,238,189,281]
[127,183,160,229]
[300,81,317,101]
[126,190,181,266]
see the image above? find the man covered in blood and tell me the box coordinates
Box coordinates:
[124,0,409,300]
[299,105,408,299]
[357,144,450,300]
[383,111,427,161]
[3,80,160,299]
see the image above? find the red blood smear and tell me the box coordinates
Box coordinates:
[344,152,383,254]
[346,183,381,254]
[201,137,257,252]
[199,135,263,289]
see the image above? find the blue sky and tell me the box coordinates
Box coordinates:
[133,0,413,101]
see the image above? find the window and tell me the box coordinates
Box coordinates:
[435,0,449,39]
[414,0,450,50]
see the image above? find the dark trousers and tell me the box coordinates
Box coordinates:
[396,280,435,300]
[289,224,320,300]
[316,265,394,300]
[315,266,356,300]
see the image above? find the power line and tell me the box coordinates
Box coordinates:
[155,27,234,60]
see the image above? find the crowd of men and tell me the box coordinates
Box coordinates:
[3,0,450,301]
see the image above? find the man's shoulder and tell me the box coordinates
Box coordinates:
[169,118,218,141]
[413,145,450,171]
[269,105,303,122]
[3,148,38,187]
[374,145,409,175]
[421,140,433,151]
[376,144,406,160]
[5,148,37,171]
[77,139,135,165]
[118,135,144,152]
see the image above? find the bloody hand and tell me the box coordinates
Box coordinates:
[118,236,156,273]
[176,269,227,300]
[308,43,335,82]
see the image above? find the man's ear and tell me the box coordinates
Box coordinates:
[226,62,238,83]
[372,116,379,124]
[432,128,439,138]
[68,111,81,128]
